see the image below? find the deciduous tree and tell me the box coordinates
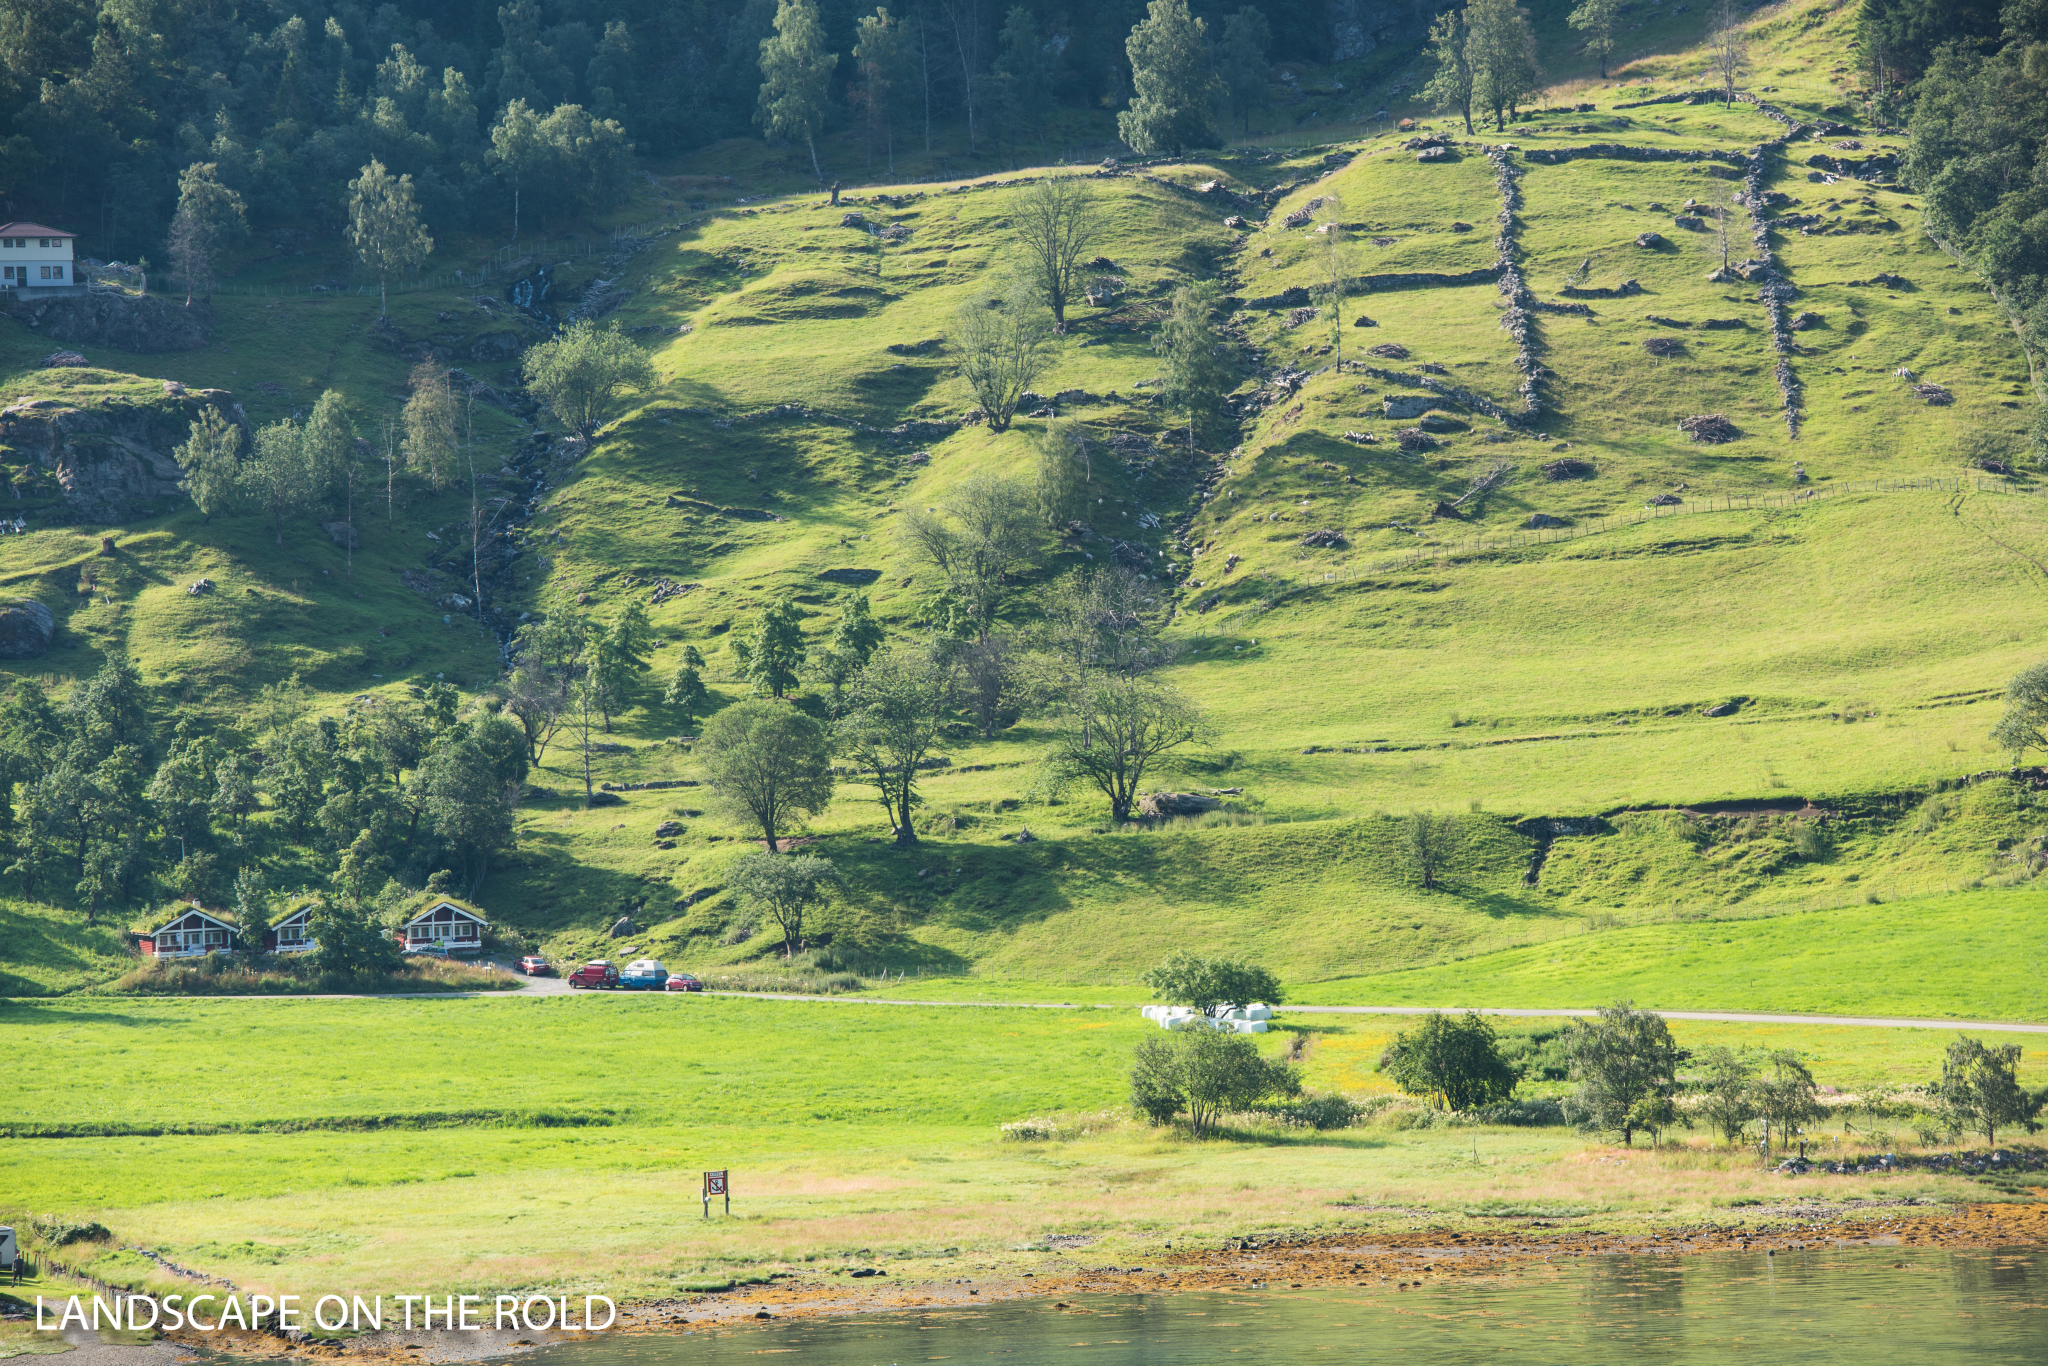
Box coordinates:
[1048,675,1208,821]
[903,471,1038,640]
[699,698,835,851]
[1154,280,1234,455]
[837,645,949,845]
[1568,0,1621,78]
[521,320,657,439]
[1013,173,1101,333]
[1130,1021,1300,1136]
[174,407,243,521]
[1379,1010,1519,1111]
[347,157,433,317]
[757,0,839,183]
[951,276,1059,430]
[1142,950,1283,1017]
[1468,0,1540,131]
[1217,7,1272,137]
[730,849,840,957]
[1935,1033,2044,1147]
[1423,8,1476,136]
[1562,1000,1686,1145]
[1403,810,1464,890]
[733,595,808,698]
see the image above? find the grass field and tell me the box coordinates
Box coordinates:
[3,993,2037,1300]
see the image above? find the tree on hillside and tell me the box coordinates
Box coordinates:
[501,648,569,762]
[1118,0,1221,155]
[402,358,460,491]
[903,471,1038,641]
[1130,1021,1300,1136]
[1142,950,1284,1017]
[851,7,903,171]
[1403,810,1465,891]
[1217,7,1272,138]
[1991,662,2048,763]
[1708,0,1748,106]
[1037,567,1174,743]
[1014,173,1101,334]
[955,633,1020,736]
[347,158,433,317]
[837,644,950,845]
[1423,9,1476,136]
[300,389,357,512]
[587,599,657,728]
[816,594,887,707]
[174,407,243,521]
[1935,1034,2044,1147]
[1379,1010,1519,1111]
[663,644,711,733]
[730,849,840,957]
[699,698,836,852]
[952,276,1060,430]
[992,4,1057,150]
[1568,0,1622,79]
[1032,418,1094,530]
[241,419,316,546]
[732,594,808,698]
[1468,0,1540,131]
[1562,1000,1685,1145]
[165,162,247,306]
[1312,204,1353,364]
[1154,280,1235,456]
[565,675,605,807]
[486,98,546,242]
[309,895,405,979]
[757,0,839,184]
[521,320,657,439]
[1695,1045,1761,1144]
[1048,675,1208,822]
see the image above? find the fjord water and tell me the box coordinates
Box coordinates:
[522,1248,2048,1365]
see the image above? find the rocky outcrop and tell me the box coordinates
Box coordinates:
[0,390,247,521]
[1,291,214,351]
[0,599,54,657]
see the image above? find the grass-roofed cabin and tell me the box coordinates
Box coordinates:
[266,901,317,954]
[394,897,488,956]
[139,905,238,958]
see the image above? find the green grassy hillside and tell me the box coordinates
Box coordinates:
[0,1,2042,1011]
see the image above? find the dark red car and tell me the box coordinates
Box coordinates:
[568,961,620,989]
[516,955,554,976]
[665,973,703,993]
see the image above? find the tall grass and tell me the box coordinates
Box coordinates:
[105,955,519,996]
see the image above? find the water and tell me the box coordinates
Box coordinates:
[518,1248,2048,1365]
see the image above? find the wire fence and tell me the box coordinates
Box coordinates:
[1317,475,2026,581]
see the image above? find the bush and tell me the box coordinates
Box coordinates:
[1263,1093,1362,1130]
[1130,1022,1300,1137]
[106,955,514,996]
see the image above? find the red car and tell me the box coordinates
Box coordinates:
[665,974,703,993]
[516,956,554,976]
[568,961,620,989]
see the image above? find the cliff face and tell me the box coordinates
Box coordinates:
[1,290,214,351]
[1327,0,1430,62]
[0,390,247,522]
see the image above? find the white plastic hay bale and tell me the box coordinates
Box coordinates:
[1243,1003,1273,1020]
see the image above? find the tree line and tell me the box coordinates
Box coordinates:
[11,0,1352,267]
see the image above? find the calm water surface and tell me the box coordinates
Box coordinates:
[520,1248,2048,1366]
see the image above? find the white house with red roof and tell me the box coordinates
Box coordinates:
[0,222,77,289]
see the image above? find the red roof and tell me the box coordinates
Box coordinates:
[0,222,74,238]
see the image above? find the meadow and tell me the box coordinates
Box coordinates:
[4,993,2038,1301]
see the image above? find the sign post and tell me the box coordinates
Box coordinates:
[703,1170,728,1218]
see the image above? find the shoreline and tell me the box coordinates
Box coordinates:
[63,1200,2044,1363]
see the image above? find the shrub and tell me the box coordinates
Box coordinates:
[1263,1093,1362,1130]
[1130,1022,1300,1137]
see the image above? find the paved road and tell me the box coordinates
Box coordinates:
[62,967,2047,1033]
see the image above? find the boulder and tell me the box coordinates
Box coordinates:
[1702,700,1739,717]
[1223,215,1249,229]
[0,389,247,521]
[1,290,213,351]
[1383,395,1436,419]
[1643,336,1686,357]
[1352,315,1377,327]
[1525,513,1565,529]
[1636,231,1667,248]
[1417,414,1465,433]
[1366,342,1410,360]
[609,914,635,939]
[1789,311,1824,330]
[1912,383,1953,406]
[817,567,882,585]
[1137,791,1222,818]
[1398,428,1439,454]
[839,212,868,228]
[1543,457,1596,480]
[324,521,359,550]
[656,820,685,837]
[0,598,54,658]
[1646,492,1683,506]
[1299,528,1348,548]
[41,351,88,368]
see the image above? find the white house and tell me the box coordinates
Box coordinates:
[395,897,488,955]
[142,906,238,958]
[0,222,77,288]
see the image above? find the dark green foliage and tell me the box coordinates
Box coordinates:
[836,645,949,846]
[1751,1049,1825,1150]
[1561,999,1686,1145]
[729,849,839,957]
[1129,1021,1300,1136]
[734,595,809,699]
[1991,661,2048,761]
[1378,1010,1519,1112]
[1217,8,1272,137]
[1693,1044,1760,1144]
[699,697,835,850]
[1141,949,1284,1017]
[1935,1033,2044,1145]
[308,897,405,979]
[1117,0,1221,155]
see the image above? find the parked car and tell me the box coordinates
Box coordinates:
[665,973,703,992]
[516,955,554,976]
[568,960,619,989]
[618,958,668,990]
[403,941,450,957]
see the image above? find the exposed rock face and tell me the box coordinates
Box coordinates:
[1383,394,1437,418]
[2,292,213,351]
[0,599,54,657]
[0,390,247,521]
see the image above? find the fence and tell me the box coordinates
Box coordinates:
[1329,475,2024,580]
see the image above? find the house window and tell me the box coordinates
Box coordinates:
[2,266,12,280]
[50,264,61,279]
[38,266,48,279]
[454,922,477,939]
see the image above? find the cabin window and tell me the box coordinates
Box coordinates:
[454,922,477,939]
